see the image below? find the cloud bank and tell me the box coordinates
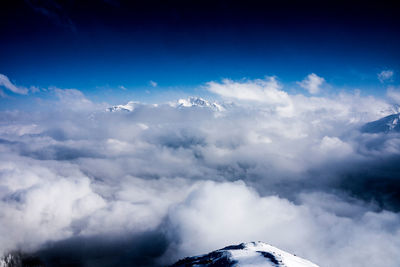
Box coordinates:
[1,77,400,266]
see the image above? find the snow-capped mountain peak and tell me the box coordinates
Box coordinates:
[361,113,400,133]
[174,97,224,111]
[106,101,138,112]
[172,241,319,267]
[106,97,225,113]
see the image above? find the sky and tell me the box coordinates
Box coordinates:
[1,0,400,105]
[1,1,400,267]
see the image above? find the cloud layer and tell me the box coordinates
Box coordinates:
[1,77,400,266]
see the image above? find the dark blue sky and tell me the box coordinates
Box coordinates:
[1,0,400,102]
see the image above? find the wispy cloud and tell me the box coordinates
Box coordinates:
[149,80,158,87]
[29,86,41,93]
[0,74,28,96]
[297,73,325,94]
[25,0,76,32]
[378,70,394,83]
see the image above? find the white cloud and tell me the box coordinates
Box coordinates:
[206,77,294,116]
[166,181,400,267]
[0,74,28,96]
[0,156,106,253]
[297,73,325,94]
[206,76,286,102]
[150,80,158,87]
[53,88,102,111]
[387,86,400,103]
[378,70,394,83]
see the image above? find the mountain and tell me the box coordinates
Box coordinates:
[106,101,138,112]
[106,97,225,113]
[171,241,319,267]
[361,113,400,133]
[0,242,318,267]
[173,97,225,111]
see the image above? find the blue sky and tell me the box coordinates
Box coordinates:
[1,0,399,107]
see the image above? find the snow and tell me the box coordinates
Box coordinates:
[229,242,319,267]
[173,241,319,267]
[107,97,225,113]
[106,101,138,112]
[174,97,225,111]
[229,248,276,266]
[361,113,400,133]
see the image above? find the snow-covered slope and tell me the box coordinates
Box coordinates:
[361,113,400,133]
[172,242,319,267]
[107,97,224,113]
[0,242,318,267]
[173,97,224,111]
[106,101,138,112]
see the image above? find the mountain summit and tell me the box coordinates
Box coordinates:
[174,97,224,111]
[107,97,225,113]
[106,101,138,112]
[172,241,319,267]
[361,113,400,133]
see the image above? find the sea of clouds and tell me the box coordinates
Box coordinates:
[1,75,400,266]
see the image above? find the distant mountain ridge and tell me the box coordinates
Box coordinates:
[174,97,224,111]
[172,241,319,267]
[361,113,400,133]
[106,101,139,112]
[106,97,226,112]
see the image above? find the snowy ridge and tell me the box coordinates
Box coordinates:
[106,101,138,112]
[361,113,400,133]
[172,241,319,267]
[106,97,226,113]
[174,97,225,111]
